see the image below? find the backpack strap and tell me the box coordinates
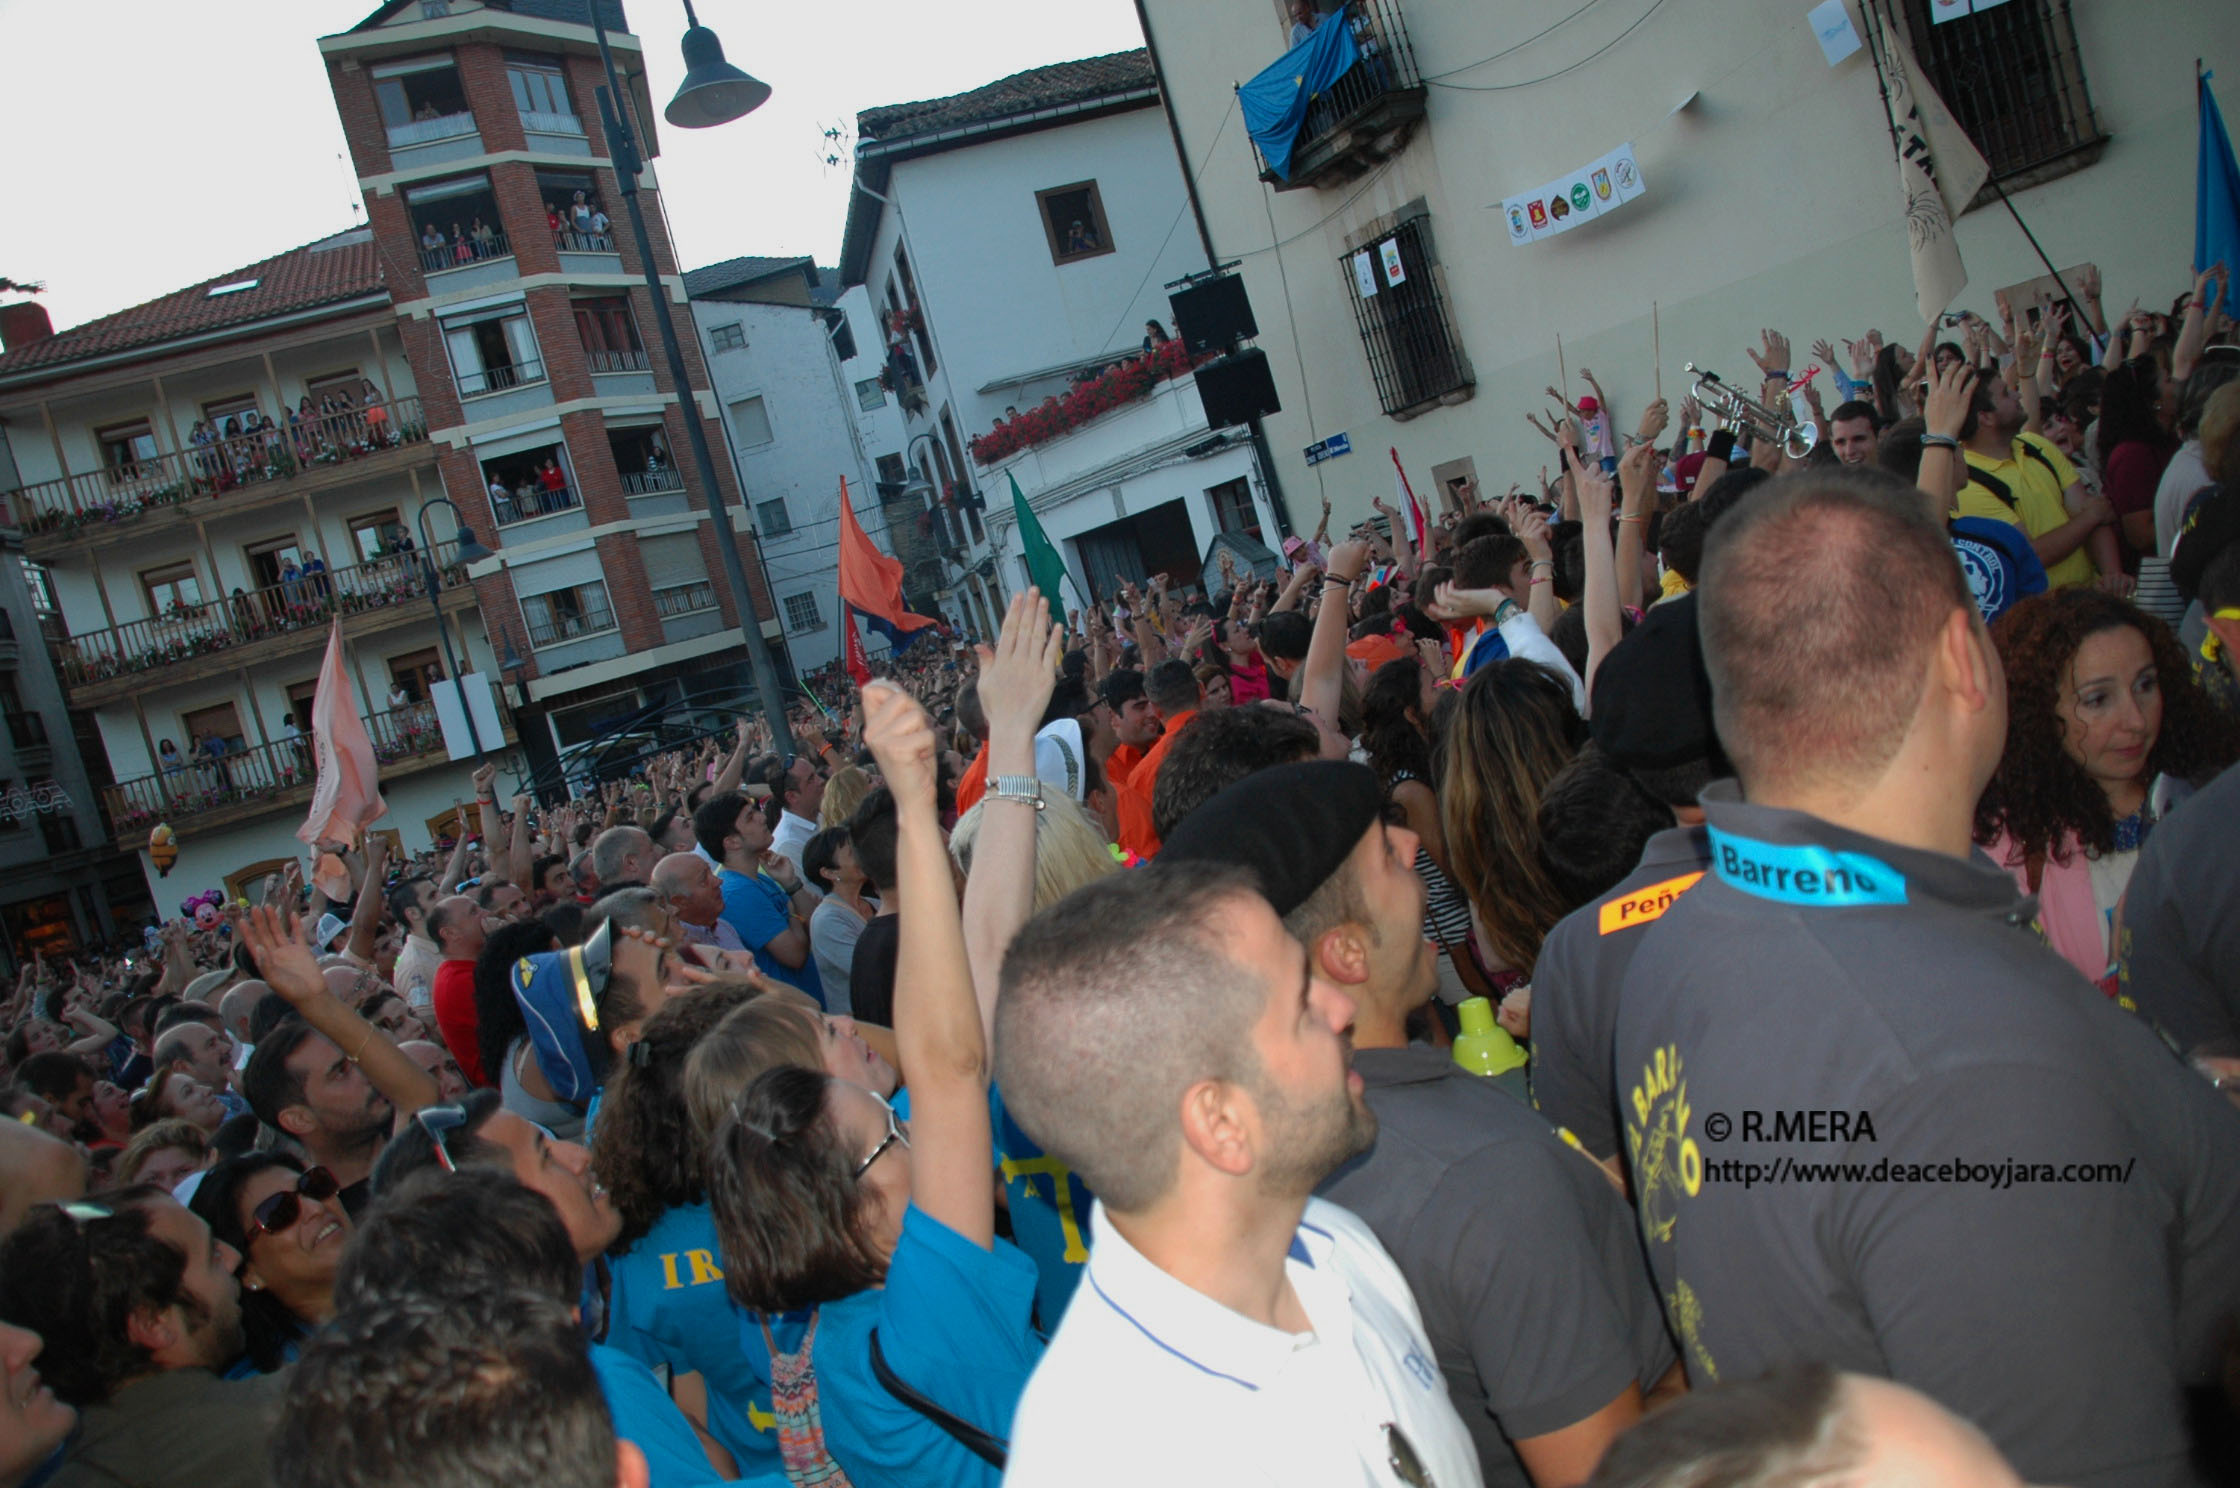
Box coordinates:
[1967,466,2019,512]
[868,1328,1007,1469]
[2018,439,2064,482]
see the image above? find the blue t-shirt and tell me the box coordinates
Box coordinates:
[718,868,821,997]
[744,1204,1042,1488]
[591,1341,774,1487]
[607,1203,783,1478]
[990,1084,1094,1331]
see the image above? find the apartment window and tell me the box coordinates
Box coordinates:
[38,814,81,856]
[140,562,202,617]
[1340,212,1473,416]
[783,592,824,633]
[1036,180,1115,265]
[538,169,612,252]
[441,306,544,398]
[180,702,245,752]
[756,498,792,536]
[349,509,408,563]
[610,425,679,494]
[1894,0,2102,187]
[709,323,746,353]
[891,246,936,374]
[372,55,472,147]
[243,536,309,592]
[1208,477,1262,541]
[405,174,509,272]
[855,377,886,412]
[654,581,718,618]
[388,648,442,703]
[200,393,262,432]
[483,444,578,527]
[574,295,647,373]
[96,420,159,477]
[522,582,617,648]
[506,51,583,135]
[728,396,774,449]
[825,310,857,361]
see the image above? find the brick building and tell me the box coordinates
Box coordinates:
[321,0,785,758]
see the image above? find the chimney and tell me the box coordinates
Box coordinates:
[0,303,53,352]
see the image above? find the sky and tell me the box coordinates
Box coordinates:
[0,0,1149,334]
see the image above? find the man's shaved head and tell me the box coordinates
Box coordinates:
[0,1121,87,1237]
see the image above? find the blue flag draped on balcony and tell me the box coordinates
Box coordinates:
[1241,12,1360,181]
[2198,70,2240,277]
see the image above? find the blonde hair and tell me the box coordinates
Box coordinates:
[682,995,824,1142]
[948,791,1118,913]
[818,765,872,829]
[116,1118,211,1184]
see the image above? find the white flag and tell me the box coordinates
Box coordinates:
[1867,7,1991,322]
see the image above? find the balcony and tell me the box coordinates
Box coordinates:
[622,466,684,496]
[50,542,466,708]
[526,602,617,649]
[421,231,515,277]
[587,349,650,374]
[458,361,547,400]
[1250,1,1425,192]
[387,111,478,150]
[491,481,582,528]
[653,580,716,619]
[3,397,430,558]
[102,701,503,842]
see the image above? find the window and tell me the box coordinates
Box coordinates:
[756,498,792,536]
[506,51,582,135]
[1208,477,1261,541]
[874,452,908,498]
[95,420,159,477]
[610,425,679,495]
[38,815,81,856]
[243,536,309,592]
[890,246,936,374]
[1340,211,1473,416]
[728,396,774,449]
[140,561,202,617]
[1893,0,2102,189]
[654,581,718,619]
[574,295,646,373]
[482,444,578,527]
[825,310,857,362]
[388,648,443,703]
[537,169,612,252]
[709,322,746,353]
[349,509,407,563]
[372,55,472,147]
[405,174,509,272]
[201,393,262,433]
[1036,180,1115,265]
[441,306,544,397]
[180,702,245,752]
[522,582,617,648]
[783,593,824,633]
[855,377,886,412]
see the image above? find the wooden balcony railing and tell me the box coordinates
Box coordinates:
[51,542,461,689]
[104,702,454,835]
[3,396,428,540]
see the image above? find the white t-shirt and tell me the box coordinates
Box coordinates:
[2153,439,2212,557]
[1006,1196,1481,1487]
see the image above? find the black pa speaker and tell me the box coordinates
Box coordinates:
[1169,274,1258,355]
[1194,349,1281,428]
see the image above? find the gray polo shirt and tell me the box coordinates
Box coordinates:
[1616,782,2240,1488]
[2120,760,2240,1057]
[1319,1045,1676,1488]
[1530,825,1711,1161]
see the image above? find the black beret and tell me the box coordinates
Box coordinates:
[1158,760,1382,918]
[1590,592,1716,771]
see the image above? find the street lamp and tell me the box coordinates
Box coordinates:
[416,498,494,762]
[583,0,793,755]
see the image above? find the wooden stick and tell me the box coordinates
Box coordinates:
[1556,332,1569,398]
[1653,301,1663,402]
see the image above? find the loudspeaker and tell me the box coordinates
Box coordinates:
[1194,349,1281,428]
[1169,274,1258,355]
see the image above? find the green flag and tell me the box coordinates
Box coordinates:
[1010,473,1073,607]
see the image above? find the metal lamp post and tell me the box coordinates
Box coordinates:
[415,498,495,761]
[583,0,793,755]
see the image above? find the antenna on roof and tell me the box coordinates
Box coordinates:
[337,153,363,220]
[816,118,856,175]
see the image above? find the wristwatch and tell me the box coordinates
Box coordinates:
[988,774,1046,809]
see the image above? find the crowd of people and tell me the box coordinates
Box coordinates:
[2,256,2239,1488]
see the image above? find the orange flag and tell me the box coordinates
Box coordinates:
[836,476,936,633]
[298,621,387,898]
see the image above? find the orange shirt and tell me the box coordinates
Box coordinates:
[954,745,989,814]
[1130,708,1197,808]
[1106,742,1149,789]
[1115,772,1161,862]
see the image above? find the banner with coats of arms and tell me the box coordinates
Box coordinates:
[1502,143,1647,245]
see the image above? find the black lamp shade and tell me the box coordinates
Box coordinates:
[665,25,770,128]
[454,527,494,566]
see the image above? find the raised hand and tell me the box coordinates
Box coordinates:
[239,903,325,1005]
[2074,264,2101,302]
[1746,329,1792,377]
[862,682,939,813]
[1811,339,1839,370]
[1634,397,1670,445]
[975,590,1063,741]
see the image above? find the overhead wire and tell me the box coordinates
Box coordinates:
[1424,0,1674,91]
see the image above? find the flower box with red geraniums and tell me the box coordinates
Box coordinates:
[969,341,1205,466]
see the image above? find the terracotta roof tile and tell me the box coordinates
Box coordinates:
[858,50,1154,146]
[0,228,387,381]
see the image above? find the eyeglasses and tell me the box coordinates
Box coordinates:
[414,1104,472,1174]
[851,1090,910,1181]
[241,1167,341,1252]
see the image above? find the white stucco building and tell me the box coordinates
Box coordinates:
[838,50,1285,626]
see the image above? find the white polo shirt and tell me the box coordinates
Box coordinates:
[1005,1196,1481,1487]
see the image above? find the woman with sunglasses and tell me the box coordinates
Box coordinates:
[706,675,1041,1487]
[189,1152,351,1376]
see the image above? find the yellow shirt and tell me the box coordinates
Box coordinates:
[1957,434,2095,589]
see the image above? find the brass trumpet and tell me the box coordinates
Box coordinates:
[1685,362,1818,460]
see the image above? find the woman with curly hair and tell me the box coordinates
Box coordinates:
[590,980,776,1476]
[1975,590,2240,987]
[1438,657,1588,979]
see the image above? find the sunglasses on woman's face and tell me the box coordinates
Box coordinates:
[241,1167,340,1253]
